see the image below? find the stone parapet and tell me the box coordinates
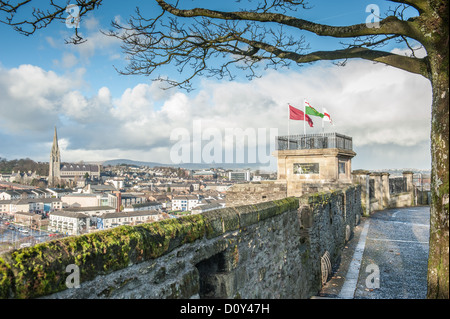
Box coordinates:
[0,197,297,299]
[225,181,288,207]
[0,185,363,300]
[352,170,416,214]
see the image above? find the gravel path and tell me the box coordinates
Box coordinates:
[317,206,430,299]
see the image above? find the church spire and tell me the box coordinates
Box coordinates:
[49,126,61,186]
[51,126,60,159]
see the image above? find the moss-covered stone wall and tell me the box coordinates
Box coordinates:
[0,197,298,299]
[1,186,362,299]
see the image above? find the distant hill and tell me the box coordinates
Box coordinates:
[101,159,264,170]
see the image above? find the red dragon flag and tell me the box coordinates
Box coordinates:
[289,104,314,127]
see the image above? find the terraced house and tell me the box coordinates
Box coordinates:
[96,210,166,230]
[48,211,89,236]
[171,195,199,212]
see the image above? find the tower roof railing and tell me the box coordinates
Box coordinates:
[276,132,353,151]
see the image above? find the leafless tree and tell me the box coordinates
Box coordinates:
[1,0,448,298]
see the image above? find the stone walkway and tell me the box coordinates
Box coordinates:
[316,206,430,299]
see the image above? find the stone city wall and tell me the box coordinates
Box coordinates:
[0,186,362,299]
[352,170,415,216]
[225,181,288,207]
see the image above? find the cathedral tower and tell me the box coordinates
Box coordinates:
[49,127,61,186]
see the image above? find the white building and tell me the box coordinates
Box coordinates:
[123,201,162,212]
[61,193,102,208]
[171,195,199,212]
[0,200,16,214]
[107,192,146,211]
[46,188,72,198]
[228,170,251,182]
[15,199,44,213]
[48,211,89,235]
[62,206,116,219]
[0,198,62,215]
[0,190,21,200]
[105,179,124,190]
[96,210,165,230]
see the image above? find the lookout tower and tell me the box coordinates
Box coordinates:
[273,132,356,197]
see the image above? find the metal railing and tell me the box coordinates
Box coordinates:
[276,132,353,151]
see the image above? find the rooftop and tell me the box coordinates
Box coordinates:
[98,210,161,218]
[276,132,353,151]
[63,206,115,212]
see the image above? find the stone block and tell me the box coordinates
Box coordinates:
[254,201,279,221]
[203,208,240,239]
[234,204,260,227]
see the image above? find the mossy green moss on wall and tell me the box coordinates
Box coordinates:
[0,214,208,299]
[0,197,299,299]
[0,257,13,299]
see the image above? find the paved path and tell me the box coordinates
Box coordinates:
[318,206,430,299]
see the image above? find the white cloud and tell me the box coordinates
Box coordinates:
[0,65,75,133]
[53,52,79,69]
[391,46,428,59]
[83,15,100,32]
[0,59,433,169]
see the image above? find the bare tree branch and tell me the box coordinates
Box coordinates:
[386,0,429,13]
[1,0,432,87]
[154,0,424,42]
[230,33,429,77]
[0,0,103,43]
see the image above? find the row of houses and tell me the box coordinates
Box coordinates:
[1,188,225,237]
[0,170,40,184]
[1,190,225,216]
[5,203,168,236]
[0,197,63,214]
[171,195,225,213]
[0,188,71,200]
[48,208,168,235]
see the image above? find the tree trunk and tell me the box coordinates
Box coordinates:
[426,18,449,298]
[427,76,449,299]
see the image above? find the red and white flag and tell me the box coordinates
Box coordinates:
[322,108,333,125]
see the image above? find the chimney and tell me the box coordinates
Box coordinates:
[115,191,122,212]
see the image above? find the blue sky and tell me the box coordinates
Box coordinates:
[0,1,432,171]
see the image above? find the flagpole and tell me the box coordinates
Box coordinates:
[322,107,325,135]
[303,98,306,135]
[287,103,290,150]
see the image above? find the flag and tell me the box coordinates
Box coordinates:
[323,108,333,125]
[304,100,324,118]
[289,104,314,127]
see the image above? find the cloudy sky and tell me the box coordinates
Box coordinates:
[0,1,432,171]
